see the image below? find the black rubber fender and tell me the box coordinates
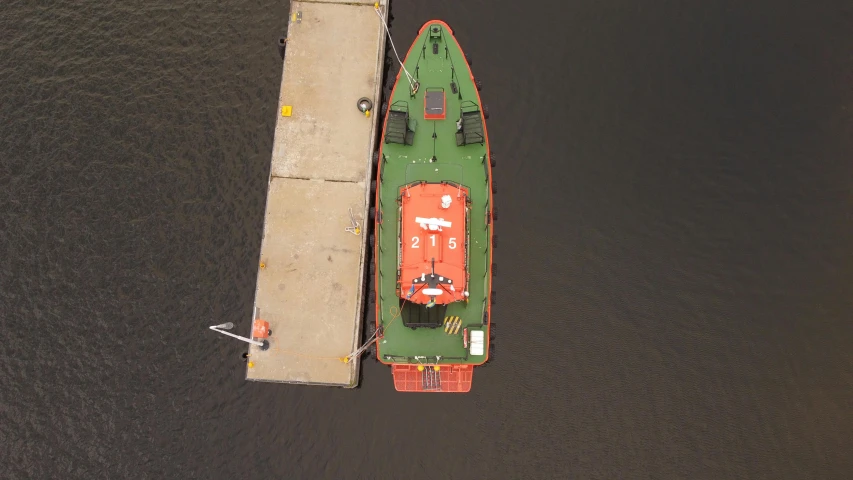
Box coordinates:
[277,36,287,59]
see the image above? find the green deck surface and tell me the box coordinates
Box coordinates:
[373,22,493,365]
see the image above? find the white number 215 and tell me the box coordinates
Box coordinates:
[411,236,457,249]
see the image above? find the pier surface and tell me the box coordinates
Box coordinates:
[246,0,387,387]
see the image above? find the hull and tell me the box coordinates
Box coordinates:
[371,20,494,393]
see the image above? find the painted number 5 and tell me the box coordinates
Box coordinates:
[448,238,457,249]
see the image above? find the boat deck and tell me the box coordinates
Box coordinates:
[245,0,388,387]
[376,150,492,363]
[373,21,494,366]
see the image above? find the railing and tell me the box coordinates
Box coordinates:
[385,101,411,145]
[450,66,462,99]
[390,100,409,114]
[460,100,480,115]
[396,203,402,285]
[458,101,484,145]
[381,354,469,363]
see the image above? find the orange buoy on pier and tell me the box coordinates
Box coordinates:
[252,319,271,339]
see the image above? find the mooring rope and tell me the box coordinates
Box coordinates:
[342,298,408,363]
[373,3,417,94]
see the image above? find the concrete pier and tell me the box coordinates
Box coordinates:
[245,0,388,387]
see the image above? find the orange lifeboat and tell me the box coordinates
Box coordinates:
[398,182,469,306]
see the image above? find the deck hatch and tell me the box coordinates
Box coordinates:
[424,88,446,120]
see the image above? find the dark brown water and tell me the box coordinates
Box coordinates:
[2,1,852,478]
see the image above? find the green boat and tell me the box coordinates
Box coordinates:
[369,20,495,392]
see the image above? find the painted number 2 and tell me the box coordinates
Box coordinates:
[411,236,457,249]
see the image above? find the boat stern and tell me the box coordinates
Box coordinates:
[391,364,473,393]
